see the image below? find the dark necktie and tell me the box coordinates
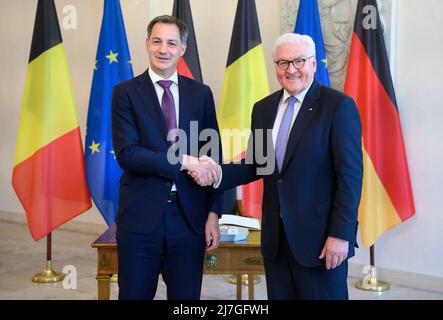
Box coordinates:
[157,80,177,141]
[275,96,297,172]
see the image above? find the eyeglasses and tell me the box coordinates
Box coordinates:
[274,56,314,70]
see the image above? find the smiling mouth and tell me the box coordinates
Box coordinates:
[286,75,300,80]
[156,56,170,63]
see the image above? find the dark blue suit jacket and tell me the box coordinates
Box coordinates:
[220,80,363,267]
[111,70,223,235]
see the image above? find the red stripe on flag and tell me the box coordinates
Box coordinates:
[242,180,263,219]
[345,33,415,220]
[177,57,194,80]
[232,150,262,219]
[12,128,91,240]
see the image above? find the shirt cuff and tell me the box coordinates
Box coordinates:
[213,164,222,189]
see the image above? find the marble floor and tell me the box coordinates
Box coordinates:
[0,220,442,300]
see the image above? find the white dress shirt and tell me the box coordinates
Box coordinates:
[272,80,313,148]
[148,68,180,128]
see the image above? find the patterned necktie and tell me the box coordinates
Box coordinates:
[275,95,297,172]
[157,80,177,143]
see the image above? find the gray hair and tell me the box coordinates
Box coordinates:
[272,33,316,59]
[147,15,188,44]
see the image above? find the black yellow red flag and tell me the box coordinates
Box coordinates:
[12,0,91,240]
[344,0,415,247]
[172,0,203,82]
[218,0,270,218]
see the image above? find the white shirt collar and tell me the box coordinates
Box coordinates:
[282,78,314,104]
[148,68,179,86]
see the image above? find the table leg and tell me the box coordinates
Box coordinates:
[248,274,255,300]
[236,274,242,300]
[96,274,111,300]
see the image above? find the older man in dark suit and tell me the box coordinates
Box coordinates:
[193,33,363,300]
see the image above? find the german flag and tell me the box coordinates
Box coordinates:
[173,0,202,82]
[218,0,269,219]
[344,0,415,247]
[12,0,91,241]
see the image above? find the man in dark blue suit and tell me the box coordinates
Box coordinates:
[111,15,222,300]
[193,33,363,299]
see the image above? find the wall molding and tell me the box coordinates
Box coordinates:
[348,262,443,294]
[2,210,442,294]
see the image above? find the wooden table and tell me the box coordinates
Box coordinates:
[91,224,264,300]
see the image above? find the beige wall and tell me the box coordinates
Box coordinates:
[1,0,443,279]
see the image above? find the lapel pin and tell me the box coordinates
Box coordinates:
[308,108,313,111]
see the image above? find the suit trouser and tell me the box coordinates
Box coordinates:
[116,195,206,300]
[264,218,349,300]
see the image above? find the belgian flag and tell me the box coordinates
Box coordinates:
[344,0,415,247]
[12,0,91,241]
[218,0,269,218]
[173,0,202,82]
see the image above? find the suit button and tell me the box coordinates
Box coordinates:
[166,182,171,188]
[278,179,283,184]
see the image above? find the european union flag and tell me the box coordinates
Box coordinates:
[85,0,133,225]
[294,0,330,87]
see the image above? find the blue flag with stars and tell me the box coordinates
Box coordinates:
[85,0,133,225]
[294,0,330,87]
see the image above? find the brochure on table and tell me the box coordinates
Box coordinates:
[219,214,260,242]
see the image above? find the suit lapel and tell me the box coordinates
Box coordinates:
[177,76,194,135]
[135,70,169,141]
[263,90,284,131]
[280,80,321,174]
[262,90,283,177]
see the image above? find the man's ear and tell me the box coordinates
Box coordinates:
[180,44,187,57]
[312,57,317,72]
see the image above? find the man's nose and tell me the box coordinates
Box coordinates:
[159,42,168,53]
[287,61,297,72]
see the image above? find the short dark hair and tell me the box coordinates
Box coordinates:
[147,15,188,44]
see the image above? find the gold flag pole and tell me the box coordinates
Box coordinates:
[32,233,65,283]
[355,245,390,291]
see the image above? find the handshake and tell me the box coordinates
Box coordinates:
[182,155,221,187]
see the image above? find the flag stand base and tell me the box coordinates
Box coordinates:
[32,260,65,283]
[355,266,390,292]
[228,274,260,286]
[355,278,390,292]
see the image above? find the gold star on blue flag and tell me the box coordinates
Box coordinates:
[89,140,101,154]
[85,0,133,225]
[106,50,119,64]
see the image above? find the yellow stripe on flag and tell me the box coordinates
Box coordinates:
[359,145,402,247]
[218,44,269,160]
[14,43,79,166]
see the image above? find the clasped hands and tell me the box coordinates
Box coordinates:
[182,155,221,187]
